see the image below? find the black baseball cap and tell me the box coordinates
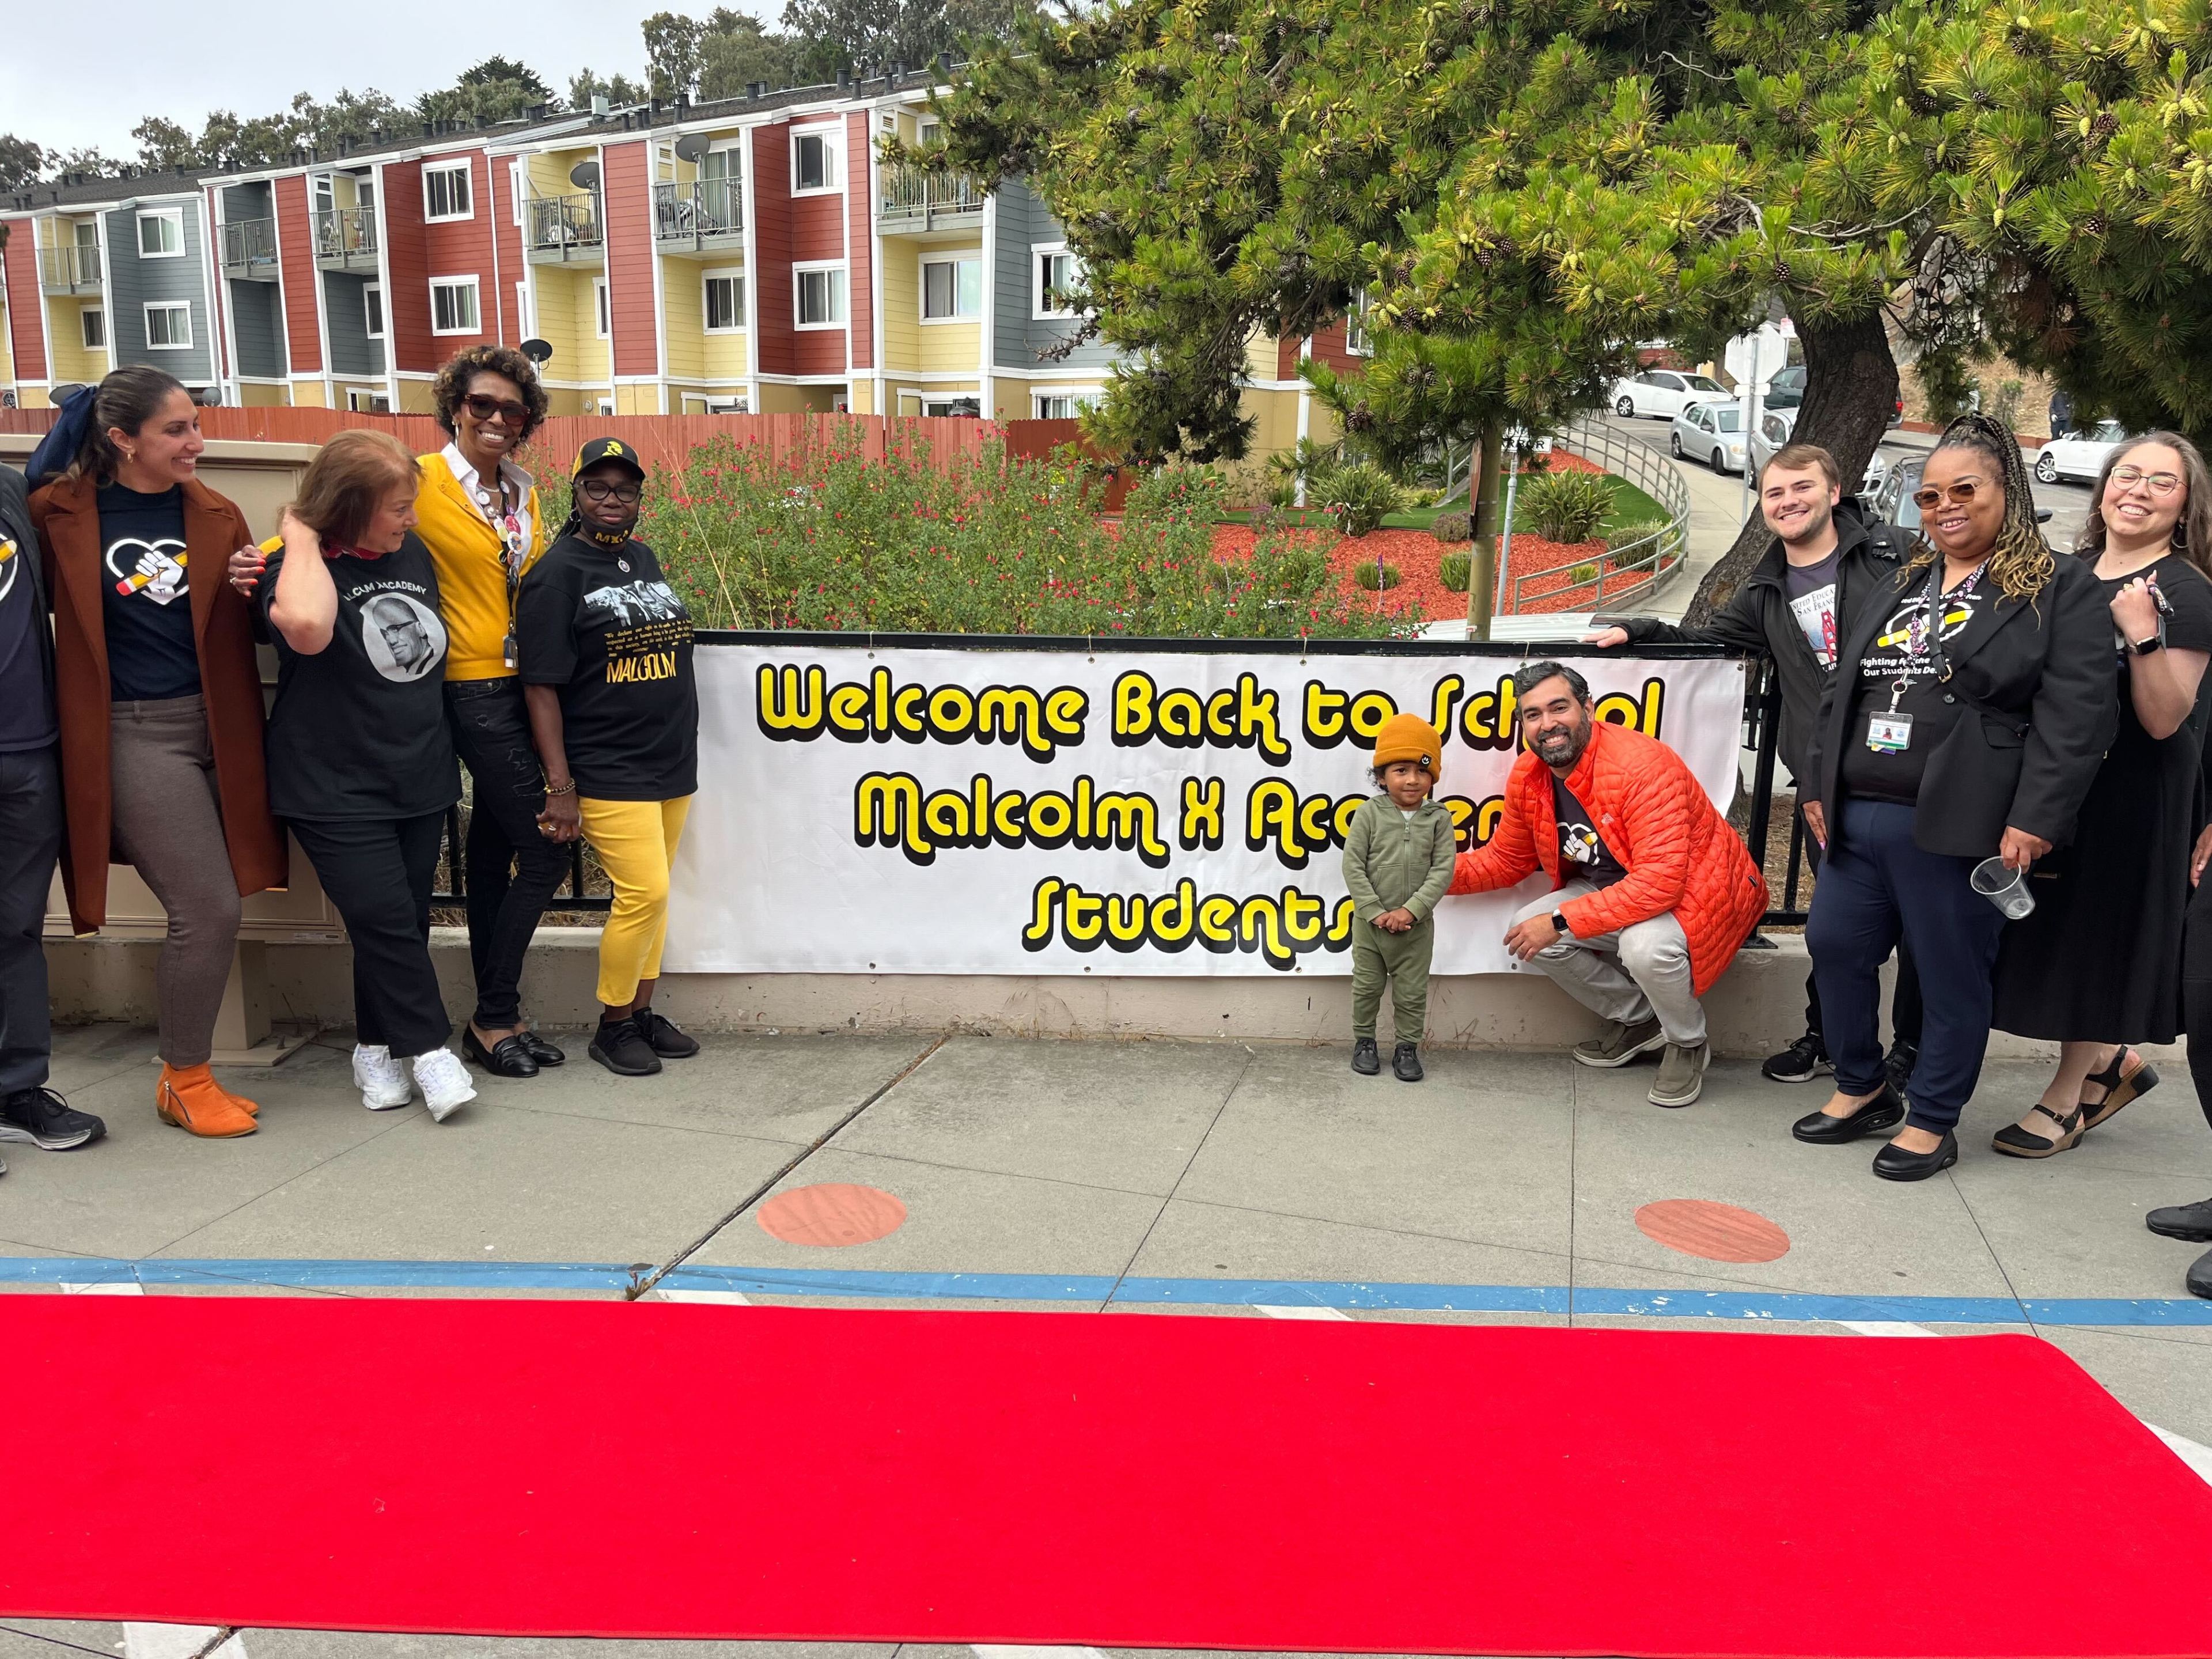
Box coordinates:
[571,437,647,481]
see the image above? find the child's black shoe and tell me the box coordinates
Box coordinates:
[1392,1043,1424,1082]
[1351,1038,1381,1075]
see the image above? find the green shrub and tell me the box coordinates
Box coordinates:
[1439,551,1471,592]
[1569,561,1603,586]
[1520,471,1613,543]
[1314,461,1407,538]
[1431,510,1474,544]
[1605,518,1671,560]
[1353,560,1403,592]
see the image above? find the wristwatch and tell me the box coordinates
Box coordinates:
[1550,910,1572,938]
[2130,634,2165,655]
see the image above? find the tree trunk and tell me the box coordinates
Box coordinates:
[1681,310,1900,627]
[1465,418,1505,641]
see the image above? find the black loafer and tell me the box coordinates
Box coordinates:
[1872,1130,1958,1182]
[463,1028,539,1078]
[2188,1247,2212,1301]
[2147,1198,2212,1242]
[588,1017,661,1077]
[1351,1039,1380,1075]
[1792,1085,1904,1145]
[518,1029,566,1067]
[635,1008,700,1059]
[1392,1042,1424,1082]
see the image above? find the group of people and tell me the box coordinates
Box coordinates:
[0,346,700,1160]
[1342,415,2212,1294]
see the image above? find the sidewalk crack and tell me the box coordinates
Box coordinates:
[1101,1046,1256,1309]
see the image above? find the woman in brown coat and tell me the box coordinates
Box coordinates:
[31,366,285,1138]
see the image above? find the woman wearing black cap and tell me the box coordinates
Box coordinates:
[516,440,700,1077]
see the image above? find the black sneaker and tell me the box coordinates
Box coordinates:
[588,1017,662,1077]
[1884,1039,1919,1096]
[0,1086,107,1150]
[634,1007,700,1059]
[1392,1042,1424,1082]
[1761,1033,1832,1084]
[1351,1038,1381,1075]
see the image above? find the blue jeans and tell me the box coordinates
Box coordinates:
[1805,799,2006,1134]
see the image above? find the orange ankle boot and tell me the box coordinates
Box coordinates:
[157,1064,257,1138]
[218,1077,262,1117]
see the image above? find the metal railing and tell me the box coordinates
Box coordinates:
[1505,417,1693,614]
[37,243,100,289]
[525,192,603,256]
[220,217,278,271]
[878,164,986,228]
[653,179,744,244]
[312,206,377,263]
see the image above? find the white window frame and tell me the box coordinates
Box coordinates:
[423,159,475,223]
[428,275,481,336]
[790,126,842,195]
[510,160,526,227]
[363,283,384,340]
[515,280,531,341]
[793,261,846,329]
[1031,387,1100,420]
[899,390,980,417]
[143,301,192,351]
[80,306,106,351]
[1033,242,1083,319]
[596,397,616,416]
[1345,289,1374,357]
[920,251,983,323]
[593,277,610,339]
[135,207,185,259]
[344,387,388,413]
[702,268,746,334]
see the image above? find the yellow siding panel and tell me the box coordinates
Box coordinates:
[918,321,979,374]
[702,327,747,379]
[662,259,704,380]
[46,301,107,385]
[881,251,921,370]
[239,382,289,407]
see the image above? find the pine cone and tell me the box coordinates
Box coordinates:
[2092,111,2118,139]
[1347,404,1377,433]
[2083,213,2108,236]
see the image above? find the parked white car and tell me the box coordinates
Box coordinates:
[2034,419,2130,484]
[1748,407,1890,497]
[1670,402,1748,473]
[1612,369,1729,419]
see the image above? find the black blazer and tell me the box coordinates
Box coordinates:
[1809,554,2116,858]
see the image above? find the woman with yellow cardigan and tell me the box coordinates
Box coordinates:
[233,346,567,1081]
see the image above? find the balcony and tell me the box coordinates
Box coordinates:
[653,179,744,257]
[221,217,279,280]
[38,243,101,294]
[877,165,986,236]
[312,207,377,271]
[525,194,604,265]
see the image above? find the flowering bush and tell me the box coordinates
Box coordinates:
[541,429,1404,640]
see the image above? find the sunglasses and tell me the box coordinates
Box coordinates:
[2111,464,2183,496]
[463,393,530,426]
[1911,479,1993,511]
[578,480,643,505]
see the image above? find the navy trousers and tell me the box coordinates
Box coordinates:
[1805,799,2006,1134]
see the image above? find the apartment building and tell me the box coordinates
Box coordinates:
[1,74,1354,452]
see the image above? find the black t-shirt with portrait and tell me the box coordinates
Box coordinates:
[1839,563,1995,806]
[258,532,460,822]
[1552,775,1628,888]
[97,482,200,702]
[516,529,696,801]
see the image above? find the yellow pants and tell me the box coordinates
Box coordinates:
[578,795,693,1009]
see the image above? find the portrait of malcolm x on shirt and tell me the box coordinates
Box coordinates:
[361,593,449,683]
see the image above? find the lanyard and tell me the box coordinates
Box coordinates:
[1890,558,1985,711]
[472,469,529,665]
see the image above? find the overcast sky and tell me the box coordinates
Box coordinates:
[1,1,776,160]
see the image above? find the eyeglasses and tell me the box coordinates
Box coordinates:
[463,393,530,426]
[2111,464,2183,496]
[578,480,643,505]
[1911,479,1990,510]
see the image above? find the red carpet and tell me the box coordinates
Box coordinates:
[7,1297,2211,1656]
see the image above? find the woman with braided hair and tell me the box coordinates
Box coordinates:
[1796,413,2115,1180]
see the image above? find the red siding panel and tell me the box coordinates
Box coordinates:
[751,123,793,377]
[1,221,46,384]
[488,154,521,343]
[1275,335,1300,381]
[845,112,872,373]
[603,141,658,380]
[273,174,324,374]
[381,158,433,372]
[1309,319,1358,375]
[788,126,848,379]
[421,150,497,355]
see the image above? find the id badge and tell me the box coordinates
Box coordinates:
[1865,711,1914,753]
[502,631,518,670]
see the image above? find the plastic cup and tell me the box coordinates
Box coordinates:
[1971,857,2035,920]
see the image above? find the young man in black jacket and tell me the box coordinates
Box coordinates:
[1586,444,1919,1091]
[0,461,107,1169]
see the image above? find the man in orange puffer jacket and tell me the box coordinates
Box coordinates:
[1449,661,1767,1108]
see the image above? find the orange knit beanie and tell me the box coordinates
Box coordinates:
[1372,713,1444,777]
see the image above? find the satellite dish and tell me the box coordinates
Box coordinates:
[569,160,602,191]
[521,339,554,365]
[673,132,711,164]
[192,386,224,407]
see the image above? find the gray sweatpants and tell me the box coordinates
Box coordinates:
[110,697,242,1068]
[1510,878,1705,1047]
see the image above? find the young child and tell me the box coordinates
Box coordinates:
[1340,713,1460,1081]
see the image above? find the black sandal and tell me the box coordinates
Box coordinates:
[2080,1047,2158,1131]
[1993,1103,2086,1159]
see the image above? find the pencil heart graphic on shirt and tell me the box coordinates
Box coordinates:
[103,536,190,604]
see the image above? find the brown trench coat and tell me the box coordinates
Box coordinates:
[30,472,286,934]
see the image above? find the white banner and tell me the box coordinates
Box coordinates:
[665,643,1747,976]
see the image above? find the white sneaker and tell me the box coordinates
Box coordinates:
[411,1048,477,1122]
[352,1043,412,1111]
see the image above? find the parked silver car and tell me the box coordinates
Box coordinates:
[2034,419,2130,483]
[1612,369,1729,419]
[1748,407,1889,497]
[1669,402,1747,473]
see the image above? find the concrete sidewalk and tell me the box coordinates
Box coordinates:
[5,1024,2210,1658]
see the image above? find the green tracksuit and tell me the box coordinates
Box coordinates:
[1340,794,1460,1043]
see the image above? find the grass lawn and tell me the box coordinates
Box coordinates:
[1215,476,1662,539]
[1215,504,1445,529]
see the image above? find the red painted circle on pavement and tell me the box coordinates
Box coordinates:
[757,1184,907,1248]
[1634,1199,1791,1263]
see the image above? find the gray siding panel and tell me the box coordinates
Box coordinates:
[229,279,286,380]
[104,199,215,384]
[323,271,380,380]
[994,179,1116,377]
